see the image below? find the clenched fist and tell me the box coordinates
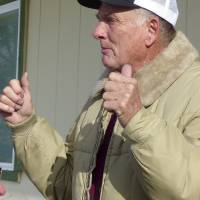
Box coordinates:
[0,72,33,124]
[103,64,142,127]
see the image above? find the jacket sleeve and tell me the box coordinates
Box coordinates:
[124,93,200,199]
[9,112,75,199]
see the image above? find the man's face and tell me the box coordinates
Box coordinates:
[93,3,147,71]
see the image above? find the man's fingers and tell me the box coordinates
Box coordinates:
[105,80,136,94]
[3,86,23,104]
[103,91,123,101]
[103,100,118,112]
[0,94,16,107]
[0,95,22,111]
[108,72,135,84]
[104,80,126,92]
[103,92,131,113]
[9,79,24,97]
[0,102,15,113]
[103,100,124,116]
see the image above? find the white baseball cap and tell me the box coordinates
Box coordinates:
[78,0,179,26]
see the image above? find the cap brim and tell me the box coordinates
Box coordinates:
[77,0,101,9]
[78,0,139,9]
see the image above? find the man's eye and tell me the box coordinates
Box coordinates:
[106,17,116,24]
[95,14,118,24]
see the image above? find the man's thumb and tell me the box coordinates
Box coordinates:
[21,72,30,91]
[121,64,133,78]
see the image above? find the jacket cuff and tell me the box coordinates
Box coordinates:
[7,112,37,136]
[123,107,165,143]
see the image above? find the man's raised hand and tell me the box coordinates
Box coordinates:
[103,64,142,127]
[0,72,33,124]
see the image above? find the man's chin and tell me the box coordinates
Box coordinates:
[102,58,120,70]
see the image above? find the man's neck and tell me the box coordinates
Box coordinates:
[133,40,167,72]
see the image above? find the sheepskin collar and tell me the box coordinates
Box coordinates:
[92,31,199,107]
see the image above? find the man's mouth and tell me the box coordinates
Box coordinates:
[101,47,111,55]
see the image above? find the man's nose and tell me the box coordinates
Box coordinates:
[92,22,107,40]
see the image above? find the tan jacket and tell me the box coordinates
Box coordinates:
[10,32,200,200]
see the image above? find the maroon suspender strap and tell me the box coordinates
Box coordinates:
[89,113,117,200]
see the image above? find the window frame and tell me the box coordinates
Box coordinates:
[0,0,29,181]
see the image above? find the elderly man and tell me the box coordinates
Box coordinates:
[0,0,200,199]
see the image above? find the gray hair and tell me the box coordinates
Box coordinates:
[134,7,176,45]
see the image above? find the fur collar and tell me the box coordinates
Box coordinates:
[91,31,199,106]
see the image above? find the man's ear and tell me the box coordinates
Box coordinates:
[145,17,160,47]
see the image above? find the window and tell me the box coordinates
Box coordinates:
[0,0,28,181]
